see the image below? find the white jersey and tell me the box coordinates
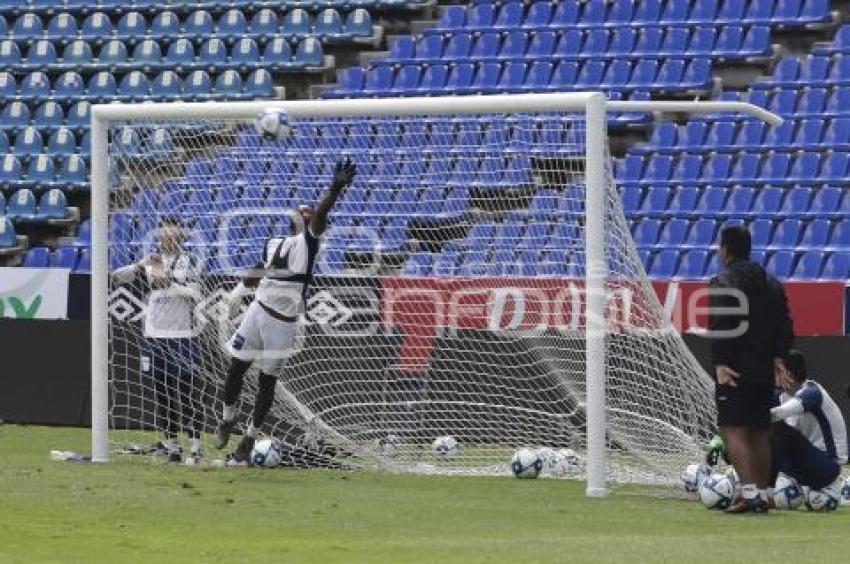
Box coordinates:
[113,252,201,339]
[254,226,321,319]
[774,380,848,464]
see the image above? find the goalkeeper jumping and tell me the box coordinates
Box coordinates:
[214,158,357,463]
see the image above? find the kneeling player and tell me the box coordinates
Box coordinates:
[214,158,356,462]
[770,350,847,491]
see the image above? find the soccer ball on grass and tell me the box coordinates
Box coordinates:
[432,435,459,458]
[773,474,803,510]
[681,462,710,494]
[805,485,840,512]
[250,438,284,468]
[699,474,735,509]
[549,448,581,477]
[511,448,543,479]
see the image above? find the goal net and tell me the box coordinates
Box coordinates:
[94,94,724,488]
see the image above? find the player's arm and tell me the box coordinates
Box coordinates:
[771,383,822,422]
[309,158,357,237]
[111,254,159,285]
[770,277,794,361]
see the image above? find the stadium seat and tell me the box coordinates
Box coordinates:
[149,10,179,41]
[165,38,195,72]
[117,70,150,102]
[57,154,87,191]
[402,251,432,276]
[799,218,831,248]
[82,12,115,42]
[6,188,38,221]
[54,71,85,101]
[214,69,243,100]
[98,39,129,69]
[2,102,30,130]
[22,246,48,267]
[821,252,850,280]
[19,71,50,101]
[185,10,214,42]
[66,101,89,131]
[249,8,279,41]
[46,127,76,157]
[0,154,22,187]
[316,9,343,38]
[695,186,728,217]
[12,127,42,155]
[86,71,118,102]
[131,40,163,71]
[183,70,212,100]
[678,249,709,277]
[231,38,261,70]
[809,185,843,216]
[38,188,68,219]
[0,39,20,69]
[346,9,372,38]
[25,154,56,190]
[198,38,227,69]
[0,215,17,249]
[116,11,148,44]
[12,13,44,40]
[50,246,78,268]
[151,70,182,101]
[294,37,323,68]
[767,250,795,278]
[244,69,274,98]
[46,12,78,42]
[218,9,248,42]
[59,40,94,71]
[23,40,57,70]
[793,251,823,281]
[649,249,679,277]
[282,8,311,38]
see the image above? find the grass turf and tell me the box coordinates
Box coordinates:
[1,425,849,563]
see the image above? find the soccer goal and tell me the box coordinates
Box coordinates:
[91,93,780,495]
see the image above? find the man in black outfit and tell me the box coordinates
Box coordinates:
[708,226,794,514]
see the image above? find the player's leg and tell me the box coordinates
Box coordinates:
[232,372,277,461]
[771,421,841,490]
[215,303,263,449]
[175,338,203,460]
[143,338,182,458]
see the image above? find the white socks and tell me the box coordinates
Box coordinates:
[223,404,236,422]
[741,484,758,500]
[191,437,203,455]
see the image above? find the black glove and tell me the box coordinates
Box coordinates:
[331,157,357,192]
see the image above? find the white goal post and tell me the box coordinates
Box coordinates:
[91,93,780,496]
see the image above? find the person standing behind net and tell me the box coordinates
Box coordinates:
[214,158,357,464]
[112,219,204,463]
[708,226,794,514]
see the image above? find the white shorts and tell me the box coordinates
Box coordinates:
[226,301,304,375]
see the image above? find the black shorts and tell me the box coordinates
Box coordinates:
[716,381,774,430]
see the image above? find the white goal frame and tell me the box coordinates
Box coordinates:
[90,93,781,497]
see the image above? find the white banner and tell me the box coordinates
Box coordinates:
[0,268,69,319]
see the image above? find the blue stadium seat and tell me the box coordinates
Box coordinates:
[780,186,813,216]
[118,70,150,101]
[750,186,785,216]
[82,12,115,42]
[0,131,8,154]
[402,251,432,276]
[724,186,756,218]
[6,188,37,220]
[415,63,447,94]
[13,126,42,155]
[38,188,67,219]
[471,32,499,60]
[86,71,117,102]
[131,39,163,71]
[22,246,49,267]
[346,8,372,38]
[766,250,794,278]
[315,8,343,38]
[799,218,831,248]
[445,62,475,93]
[282,8,311,38]
[250,8,279,41]
[19,71,50,101]
[650,249,680,277]
[214,69,243,100]
[0,153,22,187]
[65,101,89,132]
[821,252,850,279]
[632,27,663,56]
[809,185,843,216]
[678,249,709,277]
[185,10,213,41]
[115,11,148,44]
[499,30,529,60]
[198,38,227,69]
[57,154,87,191]
[609,28,636,55]
[771,219,802,249]
[671,154,703,182]
[218,9,248,42]
[244,69,274,98]
[667,185,699,216]
[50,246,78,268]
[728,152,761,183]
[58,40,94,71]
[390,64,420,95]
[823,118,850,147]
[695,186,728,216]
[294,37,323,68]
[0,71,17,99]
[0,39,20,68]
[786,152,820,183]
[634,218,661,247]
[0,216,17,249]
[12,13,44,40]
[25,154,56,190]
[657,218,689,246]
[150,70,181,101]
[98,39,128,70]
[46,127,75,156]
[231,38,261,70]
[23,40,57,70]
[262,37,293,71]
[2,101,30,130]
[164,38,194,72]
[45,12,78,42]
[822,152,849,181]
[640,185,671,215]
[628,59,659,89]
[748,218,774,249]
[575,59,606,88]
[54,71,85,101]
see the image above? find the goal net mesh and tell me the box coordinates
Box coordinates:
[105,107,715,485]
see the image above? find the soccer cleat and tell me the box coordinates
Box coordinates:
[725,496,769,514]
[214,419,236,450]
[167,450,183,464]
[233,435,255,464]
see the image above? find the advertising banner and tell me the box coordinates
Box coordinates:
[0,268,69,319]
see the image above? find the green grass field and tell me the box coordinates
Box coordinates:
[2,425,849,563]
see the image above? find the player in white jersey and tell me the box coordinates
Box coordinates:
[112,219,204,462]
[214,158,357,463]
[770,350,847,491]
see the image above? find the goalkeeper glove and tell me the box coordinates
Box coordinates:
[331,157,357,192]
[705,434,727,466]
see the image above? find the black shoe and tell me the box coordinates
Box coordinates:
[214,419,235,450]
[167,450,183,464]
[233,436,255,464]
[725,496,769,514]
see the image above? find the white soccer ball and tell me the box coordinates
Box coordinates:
[432,435,459,458]
[549,448,581,477]
[699,474,735,510]
[377,434,399,457]
[511,448,543,479]
[773,474,803,510]
[255,108,293,142]
[250,438,284,468]
[536,447,556,472]
[840,476,850,506]
[805,485,840,512]
[681,462,710,494]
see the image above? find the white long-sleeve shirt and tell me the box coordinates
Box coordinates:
[771,379,848,464]
[112,252,201,339]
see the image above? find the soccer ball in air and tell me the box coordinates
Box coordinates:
[432,435,459,458]
[805,485,840,512]
[250,438,284,468]
[681,462,710,494]
[699,474,735,510]
[549,448,581,477]
[773,474,803,510]
[255,109,293,142]
[511,448,543,479]
[840,476,850,506]
[377,434,399,457]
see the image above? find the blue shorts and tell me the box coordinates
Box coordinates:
[772,422,841,490]
[141,337,197,381]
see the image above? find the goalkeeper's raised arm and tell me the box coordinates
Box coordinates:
[215,158,357,465]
